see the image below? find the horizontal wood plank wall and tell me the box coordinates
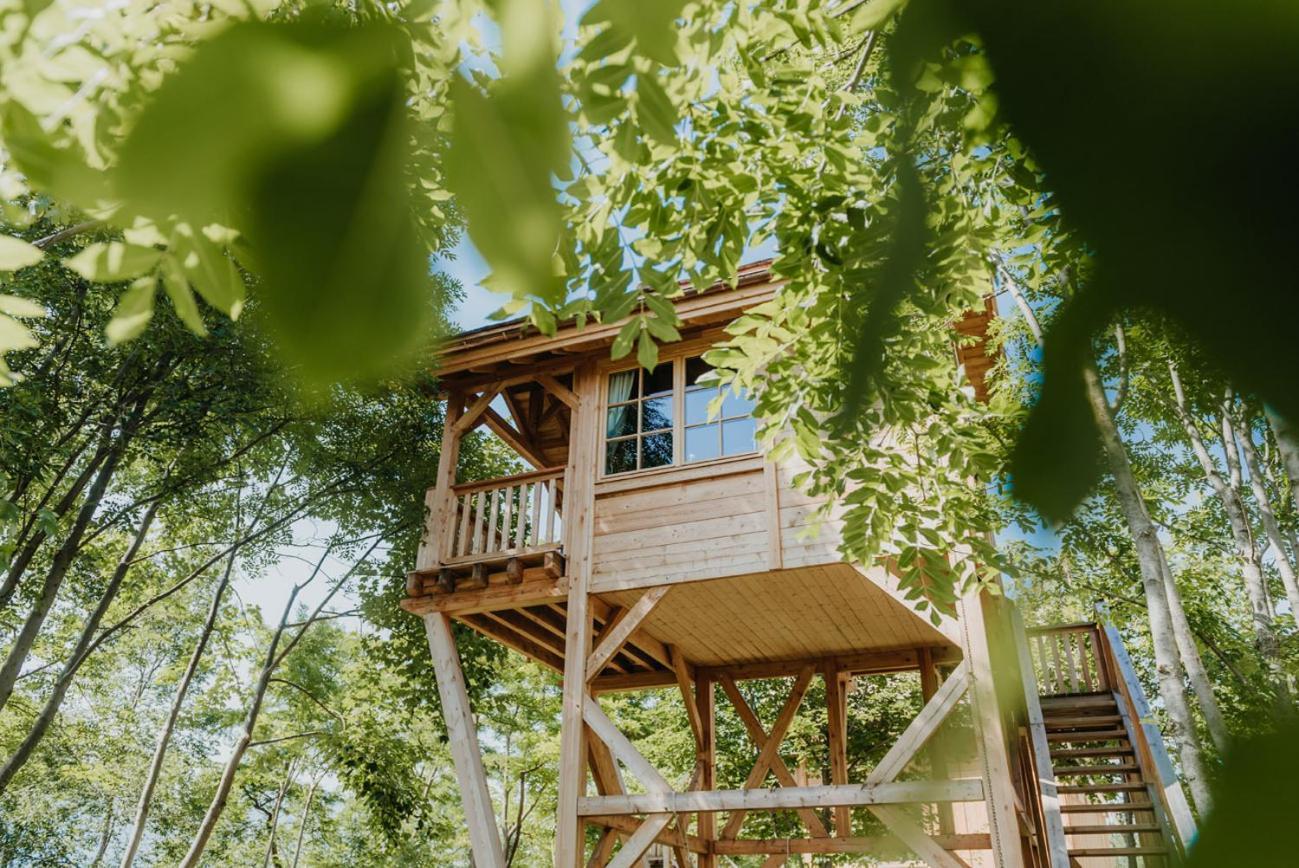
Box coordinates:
[591,469,769,591]
[777,456,848,570]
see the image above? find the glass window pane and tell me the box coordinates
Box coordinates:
[685,424,720,463]
[686,356,712,386]
[605,438,637,475]
[722,417,756,455]
[643,363,673,396]
[685,387,714,425]
[607,369,638,404]
[642,432,673,468]
[606,404,636,438]
[721,389,755,419]
[641,395,673,431]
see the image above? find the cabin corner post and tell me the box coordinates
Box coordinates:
[556,362,600,867]
[423,613,506,867]
[958,586,1027,868]
[696,674,717,866]
[432,393,466,566]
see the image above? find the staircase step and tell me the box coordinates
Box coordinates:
[1058,783,1147,794]
[1053,764,1140,776]
[1069,847,1168,857]
[1040,693,1118,710]
[1046,729,1129,742]
[1045,715,1123,729]
[1061,802,1155,814]
[1051,747,1135,759]
[1065,823,1161,835]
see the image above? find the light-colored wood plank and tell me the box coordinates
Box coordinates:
[718,676,829,838]
[764,458,784,570]
[536,372,580,409]
[586,586,671,680]
[606,816,673,868]
[579,779,986,816]
[483,406,549,470]
[711,834,992,856]
[868,805,965,868]
[696,675,717,867]
[865,660,969,785]
[721,666,815,839]
[422,614,505,867]
[583,695,673,794]
[825,666,851,836]
[452,388,501,434]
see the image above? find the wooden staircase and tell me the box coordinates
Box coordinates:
[1024,623,1197,867]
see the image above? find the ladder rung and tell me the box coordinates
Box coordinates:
[1053,764,1140,776]
[1045,715,1123,729]
[1058,783,1147,794]
[1060,802,1155,813]
[1065,823,1161,835]
[1051,747,1134,759]
[1046,729,1129,742]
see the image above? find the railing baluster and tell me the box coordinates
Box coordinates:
[471,491,487,555]
[501,485,515,553]
[1077,631,1094,691]
[457,494,472,557]
[1064,630,1080,693]
[486,488,502,552]
[545,478,557,543]
[515,483,530,550]
[1048,633,1063,694]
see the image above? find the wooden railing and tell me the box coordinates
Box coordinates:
[441,467,564,565]
[1025,622,1110,696]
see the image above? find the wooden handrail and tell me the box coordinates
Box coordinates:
[450,465,565,496]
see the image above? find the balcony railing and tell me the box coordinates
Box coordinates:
[1025,621,1110,696]
[440,466,565,566]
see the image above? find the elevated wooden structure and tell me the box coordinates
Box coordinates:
[403,265,1194,867]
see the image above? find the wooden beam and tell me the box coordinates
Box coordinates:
[461,613,565,674]
[825,666,851,836]
[712,834,992,856]
[1009,611,1069,868]
[482,407,548,469]
[669,645,704,752]
[556,363,600,868]
[586,586,671,681]
[422,614,505,867]
[919,647,955,837]
[452,389,501,435]
[695,675,717,868]
[401,576,565,616]
[719,676,829,838]
[578,780,986,816]
[763,458,783,570]
[536,373,580,410]
[721,666,815,839]
[583,694,673,794]
[865,660,970,786]
[864,806,966,868]
[606,816,673,868]
[583,814,707,854]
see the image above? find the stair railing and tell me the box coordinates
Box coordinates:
[1025,622,1111,697]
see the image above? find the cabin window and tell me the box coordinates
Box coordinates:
[603,356,755,475]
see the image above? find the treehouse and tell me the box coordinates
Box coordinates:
[401,262,1197,868]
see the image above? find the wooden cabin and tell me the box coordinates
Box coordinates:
[401,263,1196,868]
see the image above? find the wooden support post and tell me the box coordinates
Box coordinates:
[696,674,717,868]
[1009,611,1070,868]
[556,363,597,868]
[824,666,851,837]
[422,614,505,867]
[918,647,955,837]
[960,587,1027,868]
[420,394,464,575]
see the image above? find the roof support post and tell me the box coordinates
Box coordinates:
[422,613,505,867]
[556,363,597,868]
[959,586,1027,868]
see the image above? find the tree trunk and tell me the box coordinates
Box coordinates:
[0,404,141,713]
[1158,553,1230,751]
[290,774,321,868]
[1265,406,1299,519]
[119,551,238,868]
[1237,416,1299,620]
[263,758,296,868]
[0,499,160,794]
[89,800,115,868]
[1083,364,1214,813]
[1168,365,1288,702]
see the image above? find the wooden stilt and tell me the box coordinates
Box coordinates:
[556,364,599,868]
[696,674,717,868]
[423,614,505,868]
[960,587,1027,868]
[825,666,851,837]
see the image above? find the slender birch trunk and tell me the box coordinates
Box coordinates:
[290,774,322,868]
[1168,365,1288,702]
[0,405,141,713]
[1236,415,1299,620]
[0,498,161,793]
[1083,364,1214,812]
[179,539,377,867]
[1265,406,1299,519]
[1158,553,1230,751]
[1003,276,1214,809]
[118,550,239,868]
[262,757,297,868]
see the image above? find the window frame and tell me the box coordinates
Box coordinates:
[598,346,757,481]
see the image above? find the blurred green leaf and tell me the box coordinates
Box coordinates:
[63,242,161,282]
[582,0,687,66]
[105,277,157,345]
[0,235,44,272]
[635,75,677,145]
